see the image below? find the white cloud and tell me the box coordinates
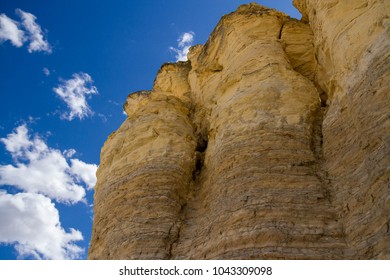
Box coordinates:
[178,32,194,48]
[43,67,50,76]
[0,124,97,204]
[0,9,51,53]
[70,159,97,190]
[169,31,195,62]
[0,13,25,47]
[0,125,31,158]
[0,125,97,259]
[0,191,83,259]
[16,9,51,53]
[53,73,98,121]
[63,148,76,158]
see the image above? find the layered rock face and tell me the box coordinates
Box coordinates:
[89,1,390,259]
[293,0,390,258]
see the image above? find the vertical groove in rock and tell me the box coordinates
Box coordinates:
[192,136,208,183]
[281,17,317,82]
[166,202,188,259]
[309,106,334,207]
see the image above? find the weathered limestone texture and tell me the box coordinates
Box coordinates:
[89,1,390,259]
[293,0,390,258]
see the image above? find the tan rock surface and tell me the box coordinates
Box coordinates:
[89,1,390,259]
[294,0,390,259]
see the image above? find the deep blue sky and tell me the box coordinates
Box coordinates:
[0,1,300,259]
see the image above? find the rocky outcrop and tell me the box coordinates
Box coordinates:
[89,1,390,259]
[293,0,390,258]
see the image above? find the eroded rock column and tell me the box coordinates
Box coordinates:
[89,86,197,259]
[173,4,344,259]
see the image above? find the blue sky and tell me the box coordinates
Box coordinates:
[0,1,300,260]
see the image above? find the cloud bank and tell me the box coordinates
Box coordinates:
[0,125,97,204]
[53,73,98,121]
[0,125,98,259]
[0,9,51,53]
[0,191,83,259]
[170,31,195,61]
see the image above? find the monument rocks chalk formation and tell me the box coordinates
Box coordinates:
[89,1,390,259]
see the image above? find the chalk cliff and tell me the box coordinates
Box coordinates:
[89,1,390,259]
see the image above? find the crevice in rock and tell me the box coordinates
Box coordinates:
[192,136,208,182]
[310,106,333,203]
[166,106,210,259]
[189,103,210,183]
[319,89,328,107]
[310,107,333,202]
[310,107,325,159]
[278,20,285,40]
[167,202,187,259]
[309,105,347,254]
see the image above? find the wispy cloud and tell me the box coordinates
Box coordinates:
[0,13,25,47]
[43,67,50,76]
[16,9,51,53]
[0,124,98,259]
[0,9,51,53]
[63,148,76,158]
[0,191,84,259]
[0,124,98,204]
[169,31,195,62]
[53,73,98,121]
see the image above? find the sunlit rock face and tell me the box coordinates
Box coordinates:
[88,1,390,259]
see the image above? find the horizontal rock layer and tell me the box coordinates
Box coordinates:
[89,1,390,259]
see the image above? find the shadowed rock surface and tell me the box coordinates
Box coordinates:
[89,1,390,259]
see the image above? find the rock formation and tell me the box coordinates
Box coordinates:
[89,1,390,259]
